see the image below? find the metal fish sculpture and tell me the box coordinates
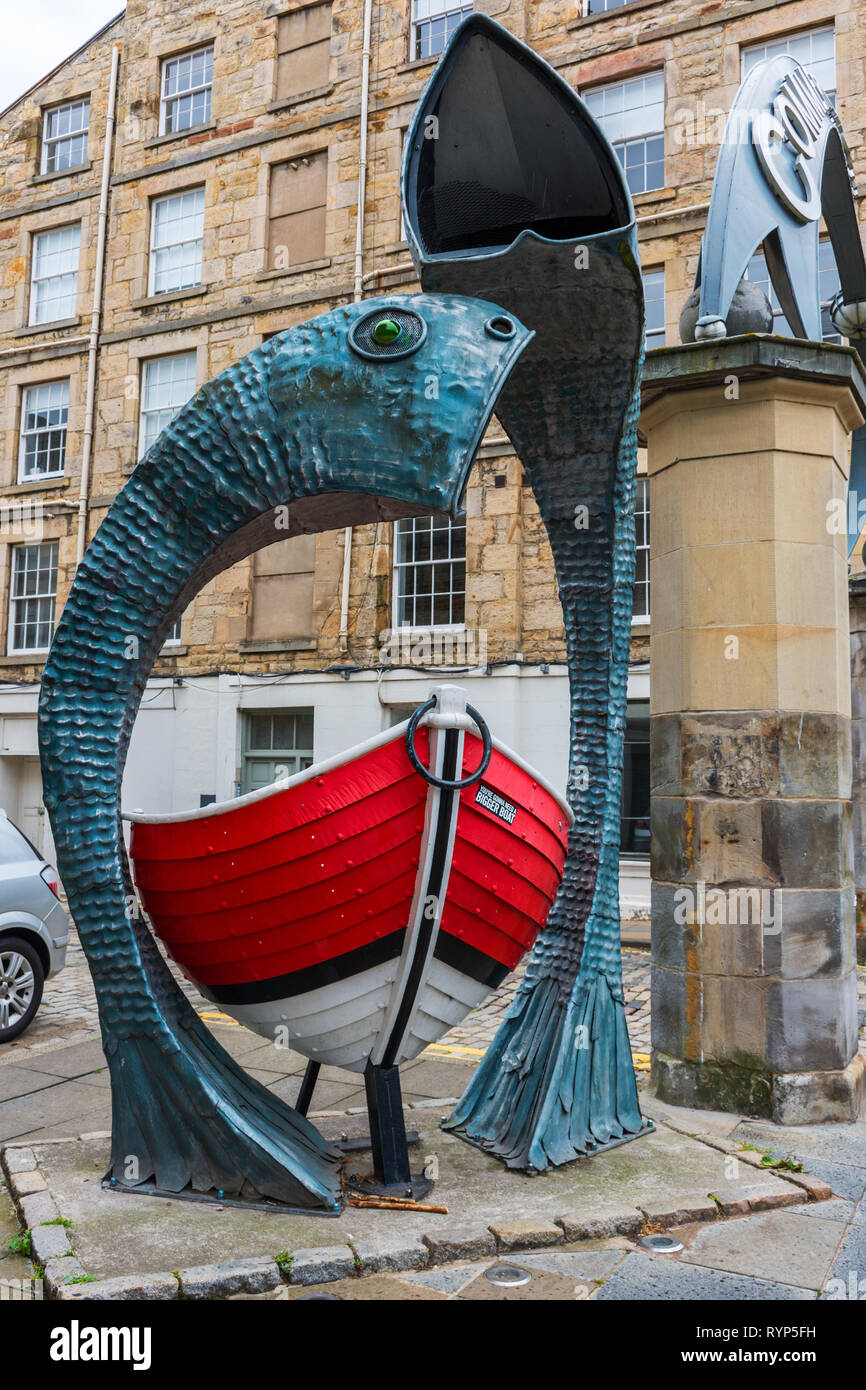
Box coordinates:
[402,16,651,1169]
[38,293,532,1210]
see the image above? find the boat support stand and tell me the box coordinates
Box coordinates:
[296,1059,432,1201]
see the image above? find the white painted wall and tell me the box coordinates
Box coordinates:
[0,667,651,913]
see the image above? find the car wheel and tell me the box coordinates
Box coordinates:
[0,936,44,1043]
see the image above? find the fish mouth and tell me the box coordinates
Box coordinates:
[403,14,632,261]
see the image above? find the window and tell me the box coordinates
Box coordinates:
[394,515,466,628]
[620,701,650,856]
[19,380,69,481]
[149,188,205,295]
[8,542,58,653]
[163,617,183,647]
[41,99,89,174]
[632,477,650,622]
[584,71,665,195]
[29,224,80,325]
[241,709,314,794]
[276,5,332,101]
[742,25,835,104]
[139,352,197,458]
[160,45,214,135]
[643,268,665,348]
[587,0,633,10]
[412,0,473,62]
[268,152,327,269]
[249,536,316,641]
[745,239,840,342]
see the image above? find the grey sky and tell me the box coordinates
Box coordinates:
[0,1,123,113]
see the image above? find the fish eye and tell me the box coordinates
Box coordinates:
[371,317,402,344]
[349,307,427,361]
[486,316,516,340]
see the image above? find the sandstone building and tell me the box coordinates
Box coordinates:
[0,0,861,926]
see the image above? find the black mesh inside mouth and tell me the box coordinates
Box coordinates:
[353,309,425,356]
[407,27,629,256]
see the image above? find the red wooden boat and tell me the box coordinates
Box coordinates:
[128,686,572,1072]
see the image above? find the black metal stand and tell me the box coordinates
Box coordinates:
[364,1061,411,1186]
[294,1057,433,1200]
[295,1060,320,1118]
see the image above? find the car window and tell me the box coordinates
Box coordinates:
[0,818,40,865]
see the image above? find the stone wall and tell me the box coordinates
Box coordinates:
[0,0,862,688]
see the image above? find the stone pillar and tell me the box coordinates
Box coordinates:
[849,573,866,964]
[642,337,866,1124]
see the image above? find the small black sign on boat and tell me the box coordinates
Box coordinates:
[474,783,518,825]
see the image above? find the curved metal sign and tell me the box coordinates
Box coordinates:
[696,56,866,343]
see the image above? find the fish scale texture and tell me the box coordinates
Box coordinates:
[417,228,648,1168]
[38,293,530,1209]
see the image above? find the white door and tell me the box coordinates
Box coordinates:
[18,759,55,865]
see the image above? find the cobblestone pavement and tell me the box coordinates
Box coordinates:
[3,925,863,1070]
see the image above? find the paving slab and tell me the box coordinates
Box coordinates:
[457,1265,594,1300]
[399,1058,480,1098]
[517,1248,628,1280]
[595,1251,817,1301]
[0,1067,75,1103]
[824,1221,866,1293]
[796,1198,859,1224]
[402,1262,489,1293]
[7,1104,808,1285]
[20,1041,108,1080]
[0,1083,113,1143]
[265,1076,364,1111]
[680,1209,846,1290]
[732,1118,866,1172]
[292,1274,450,1301]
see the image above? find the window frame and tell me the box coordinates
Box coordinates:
[17,378,70,483]
[631,475,650,626]
[275,3,333,102]
[241,708,315,794]
[267,150,328,271]
[40,97,90,175]
[28,223,81,327]
[411,0,474,63]
[138,350,198,461]
[159,43,215,137]
[620,699,651,858]
[582,69,666,197]
[392,514,467,632]
[7,540,59,656]
[643,266,666,350]
[740,23,836,104]
[148,186,206,297]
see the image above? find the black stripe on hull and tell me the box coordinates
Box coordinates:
[434,930,511,991]
[194,925,512,1010]
[198,929,406,1006]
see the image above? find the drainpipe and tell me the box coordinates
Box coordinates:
[340,0,373,651]
[76,43,121,567]
[353,0,373,306]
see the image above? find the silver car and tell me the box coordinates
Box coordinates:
[0,811,69,1043]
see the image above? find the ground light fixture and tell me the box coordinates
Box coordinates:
[484,1264,532,1287]
[639,1235,685,1254]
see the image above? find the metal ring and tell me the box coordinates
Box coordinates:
[485,315,517,341]
[405,696,492,790]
